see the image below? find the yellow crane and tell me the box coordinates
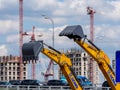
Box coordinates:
[59,25,120,90]
[22,41,83,90]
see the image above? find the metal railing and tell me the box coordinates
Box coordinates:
[0,85,111,90]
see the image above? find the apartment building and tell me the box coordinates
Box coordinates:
[0,55,27,81]
[58,48,100,85]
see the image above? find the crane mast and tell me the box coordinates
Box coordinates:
[87,6,96,83]
[19,0,23,80]
[87,6,95,42]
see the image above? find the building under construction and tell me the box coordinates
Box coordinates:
[0,55,27,81]
[58,48,100,85]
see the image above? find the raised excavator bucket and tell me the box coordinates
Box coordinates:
[22,40,43,61]
[59,25,85,39]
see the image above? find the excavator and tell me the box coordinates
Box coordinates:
[59,25,120,90]
[22,40,83,90]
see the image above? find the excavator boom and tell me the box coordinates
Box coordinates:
[59,25,120,90]
[22,40,83,90]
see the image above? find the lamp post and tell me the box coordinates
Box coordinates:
[42,15,54,48]
[42,15,55,79]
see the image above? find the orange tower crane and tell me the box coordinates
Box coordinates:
[19,0,23,80]
[87,6,96,83]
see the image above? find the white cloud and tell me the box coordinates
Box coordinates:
[27,0,57,11]
[0,0,17,9]
[95,25,120,41]
[0,45,8,56]
[6,34,19,43]
[0,20,18,34]
[53,0,86,16]
[53,17,68,24]
[108,1,120,20]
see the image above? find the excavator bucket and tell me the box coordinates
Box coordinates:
[22,40,43,61]
[59,25,85,39]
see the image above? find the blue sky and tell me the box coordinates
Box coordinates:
[0,0,120,81]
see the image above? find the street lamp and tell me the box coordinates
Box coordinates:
[42,15,55,79]
[42,15,54,48]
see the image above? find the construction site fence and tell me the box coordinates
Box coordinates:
[0,85,111,90]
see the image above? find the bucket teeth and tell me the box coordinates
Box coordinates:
[59,25,85,39]
[22,40,43,61]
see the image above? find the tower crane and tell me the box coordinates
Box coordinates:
[87,6,96,83]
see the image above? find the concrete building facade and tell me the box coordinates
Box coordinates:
[0,55,27,81]
[58,48,100,85]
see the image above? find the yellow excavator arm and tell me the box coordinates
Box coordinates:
[22,41,83,90]
[59,25,120,90]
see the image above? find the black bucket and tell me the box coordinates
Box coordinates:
[59,25,85,39]
[22,40,43,61]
